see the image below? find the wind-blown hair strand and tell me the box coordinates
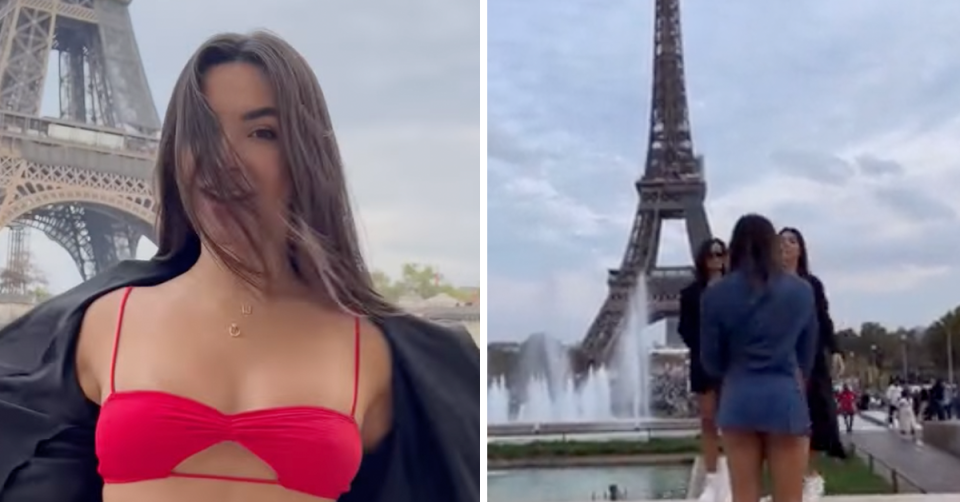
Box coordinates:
[153,31,396,317]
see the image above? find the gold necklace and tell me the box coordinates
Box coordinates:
[229,303,254,338]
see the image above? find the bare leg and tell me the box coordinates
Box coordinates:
[721,429,764,502]
[767,433,809,502]
[700,390,720,473]
[806,450,818,477]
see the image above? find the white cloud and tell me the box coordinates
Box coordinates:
[832,265,949,295]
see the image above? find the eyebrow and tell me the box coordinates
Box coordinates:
[241,107,278,121]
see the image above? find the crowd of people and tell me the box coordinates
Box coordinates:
[677,215,848,502]
[830,376,960,441]
[871,377,960,439]
[650,363,699,417]
[882,378,958,422]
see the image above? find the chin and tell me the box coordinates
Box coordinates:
[197,222,258,261]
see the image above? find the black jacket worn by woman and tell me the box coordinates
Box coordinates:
[805,274,846,459]
[678,281,717,394]
[0,256,480,502]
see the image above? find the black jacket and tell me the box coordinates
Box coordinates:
[806,274,838,371]
[0,257,479,502]
[677,281,705,361]
[803,273,845,459]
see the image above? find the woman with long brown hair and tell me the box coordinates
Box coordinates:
[780,226,846,502]
[701,214,818,502]
[0,32,478,502]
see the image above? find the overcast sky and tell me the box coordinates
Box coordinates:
[488,0,960,342]
[11,0,482,293]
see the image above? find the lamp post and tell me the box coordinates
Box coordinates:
[870,344,878,388]
[848,351,856,385]
[900,334,908,382]
[948,326,955,385]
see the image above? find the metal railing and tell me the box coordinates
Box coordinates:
[847,441,923,494]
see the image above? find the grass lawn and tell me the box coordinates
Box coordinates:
[759,454,891,495]
[489,438,891,494]
[810,455,891,495]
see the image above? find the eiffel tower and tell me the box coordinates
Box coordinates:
[579,0,711,368]
[0,0,158,281]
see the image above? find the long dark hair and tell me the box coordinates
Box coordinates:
[778,227,810,277]
[694,238,726,286]
[728,214,781,286]
[153,31,396,316]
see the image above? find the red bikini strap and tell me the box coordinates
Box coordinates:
[350,317,360,416]
[109,287,134,394]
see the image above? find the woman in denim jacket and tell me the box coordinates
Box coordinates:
[701,214,818,502]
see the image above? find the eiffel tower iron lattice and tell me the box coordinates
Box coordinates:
[578,0,712,368]
[0,0,159,281]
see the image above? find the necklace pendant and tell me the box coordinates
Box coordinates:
[240,304,253,316]
[228,323,241,338]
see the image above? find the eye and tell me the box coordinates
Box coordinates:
[250,128,277,140]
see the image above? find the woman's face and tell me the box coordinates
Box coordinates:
[705,241,726,272]
[780,231,801,266]
[194,61,288,248]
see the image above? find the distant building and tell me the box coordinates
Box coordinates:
[458,286,480,304]
[487,341,520,353]
[399,292,481,345]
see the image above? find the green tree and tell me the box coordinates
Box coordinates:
[371,263,470,302]
[29,285,50,303]
[924,307,960,380]
[396,263,466,300]
[370,269,403,301]
[397,263,441,298]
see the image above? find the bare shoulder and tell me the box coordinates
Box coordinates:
[358,317,392,394]
[356,316,393,449]
[75,287,129,404]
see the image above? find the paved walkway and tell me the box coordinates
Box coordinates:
[845,416,960,493]
[573,497,957,502]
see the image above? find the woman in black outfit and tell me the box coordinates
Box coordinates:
[780,227,846,501]
[678,237,727,502]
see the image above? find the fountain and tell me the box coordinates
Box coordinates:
[487,280,660,423]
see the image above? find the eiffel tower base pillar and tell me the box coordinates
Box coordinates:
[664,317,682,347]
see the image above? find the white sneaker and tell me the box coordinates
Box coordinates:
[802,475,825,502]
[698,474,719,502]
[715,458,732,502]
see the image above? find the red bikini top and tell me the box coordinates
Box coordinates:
[95,287,364,499]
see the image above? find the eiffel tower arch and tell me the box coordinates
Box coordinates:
[579,0,712,369]
[0,0,160,280]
